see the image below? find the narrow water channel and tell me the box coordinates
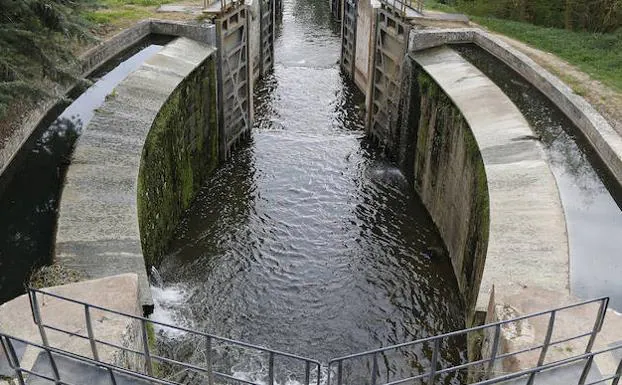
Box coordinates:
[454,44,622,310]
[153,0,465,382]
[0,43,163,304]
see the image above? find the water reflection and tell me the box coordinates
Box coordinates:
[0,44,161,304]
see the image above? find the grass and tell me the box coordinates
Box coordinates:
[472,16,622,92]
[424,0,622,92]
[82,0,177,27]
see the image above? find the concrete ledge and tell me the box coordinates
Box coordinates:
[55,37,217,311]
[411,46,569,314]
[408,28,622,189]
[0,274,143,375]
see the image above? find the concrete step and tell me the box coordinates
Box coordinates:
[26,352,154,385]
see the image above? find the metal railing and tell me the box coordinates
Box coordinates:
[472,342,622,385]
[1,332,179,385]
[327,297,609,385]
[27,287,322,385]
[380,0,424,17]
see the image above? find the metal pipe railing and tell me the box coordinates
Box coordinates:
[27,287,322,385]
[327,297,609,385]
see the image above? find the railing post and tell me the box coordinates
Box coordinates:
[28,290,50,347]
[268,352,275,385]
[108,368,118,385]
[84,305,99,361]
[578,355,594,385]
[304,361,311,385]
[585,299,608,353]
[1,336,26,385]
[486,324,501,378]
[527,310,556,385]
[371,353,379,385]
[46,348,62,385]
[538,310,556,367]
[206,336,214,385]
[337,360,343,385]
[612,356,622,385]
[316,363,321,385]
[428,339,440,385]
[140,319,153,376]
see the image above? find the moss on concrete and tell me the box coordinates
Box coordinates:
[412,69,490,326]
[137,56,219,268]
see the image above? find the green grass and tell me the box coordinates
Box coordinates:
[82,0,176,25]
[425,0,458,13]
[424,0,622,92]
[472,16,622,92]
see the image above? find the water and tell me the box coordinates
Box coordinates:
[0,44,162,304]
[153,0,465,382]
[454,44,622,310]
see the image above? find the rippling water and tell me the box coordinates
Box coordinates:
[153,0,465,382]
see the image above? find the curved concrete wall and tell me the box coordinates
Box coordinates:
[55,37,218,310]
[137,50,218,268]
[408,28,622,189]
[397,46,569,324]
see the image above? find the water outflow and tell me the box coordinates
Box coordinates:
[153,0,465,382]
[454,44,622,310]
[0,44,161,304]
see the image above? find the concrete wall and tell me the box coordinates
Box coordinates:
[398,47,569,325]
[55,37,218,311]
[408,29,622,189]
[137,51,219,268]
[397,60,489,324]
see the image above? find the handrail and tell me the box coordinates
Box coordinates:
[327,297,609,385]
[0,332,178,385]
[27,287,322,385]
[380,0,424,17]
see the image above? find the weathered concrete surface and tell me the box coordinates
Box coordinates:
[0,274,143,382]
[408,28,622,190]
[55,38,217,310]
[483,289,622,382]
[410,47,569,320]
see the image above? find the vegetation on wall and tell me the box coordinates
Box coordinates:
[137,58,219,268]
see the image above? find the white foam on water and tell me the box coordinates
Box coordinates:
[150,283,190,337]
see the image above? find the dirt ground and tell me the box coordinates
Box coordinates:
[477,26,622,136]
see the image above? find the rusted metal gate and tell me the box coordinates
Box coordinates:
[340,0,357,79]
[260,0,275,76]
[215,5,252,160]
[368,6,411,147]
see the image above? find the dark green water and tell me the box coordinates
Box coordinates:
[152,0,466,383]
